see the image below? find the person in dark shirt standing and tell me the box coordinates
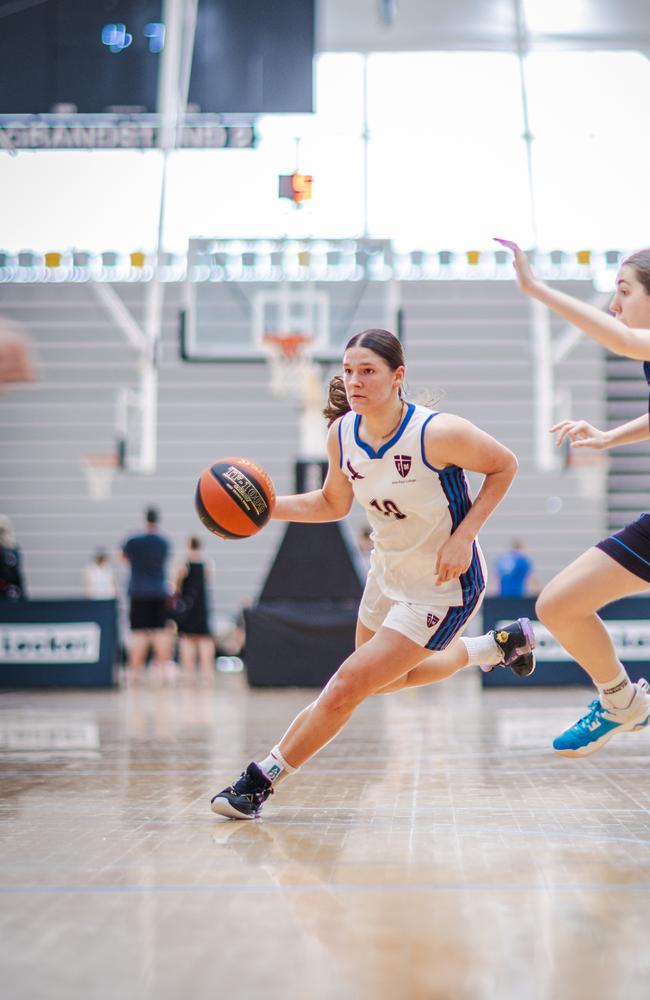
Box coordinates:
[121,507,173,683]
[173,536,215,684]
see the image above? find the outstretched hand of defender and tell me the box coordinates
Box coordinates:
[550,419,609,450]
[493,237,540,296]
[434,533,473,585]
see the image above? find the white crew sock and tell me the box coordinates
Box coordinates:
[598,668,634,711]
[461,633,502,668]
[257,745,298,786]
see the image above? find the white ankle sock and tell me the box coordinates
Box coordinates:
[461,633,502,668]
[257,745,298,786]
[598,668,634,710]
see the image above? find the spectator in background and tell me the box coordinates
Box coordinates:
[173,536,215,684]
[495,539,539,597]
[121,507,174,683]
[83,549,117,599]
[0,515,26,601]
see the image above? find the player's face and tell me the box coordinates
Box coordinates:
[342,347,404,413]
[610,265,650,329]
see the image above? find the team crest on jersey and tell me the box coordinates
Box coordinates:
[427,613,440,628]
[394,455,412,478]
[346,460,364,481]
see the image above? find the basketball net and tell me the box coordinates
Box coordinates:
[263,333,316,397]
[81,453,117,501]
[262,333,326,458]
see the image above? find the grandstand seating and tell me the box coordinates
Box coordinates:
[0,278,605,621]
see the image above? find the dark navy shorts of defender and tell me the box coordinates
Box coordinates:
[597,513,650,584]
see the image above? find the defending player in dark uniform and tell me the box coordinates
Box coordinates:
[495,239,650,756]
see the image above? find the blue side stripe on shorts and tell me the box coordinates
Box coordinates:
[608,535,650,570]
[427,464,485,651]
[428,544,484,650]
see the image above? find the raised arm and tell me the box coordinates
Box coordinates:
[272,420,354,523]
[494,238,650,360]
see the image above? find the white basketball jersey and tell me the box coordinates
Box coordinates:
[338,402,486,606]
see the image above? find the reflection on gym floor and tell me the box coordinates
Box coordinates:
[2,670,650,1000]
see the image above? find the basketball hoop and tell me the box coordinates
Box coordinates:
[262,332,316,399]
[81,453,118,501]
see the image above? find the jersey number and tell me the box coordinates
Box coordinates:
[370,498,407,520]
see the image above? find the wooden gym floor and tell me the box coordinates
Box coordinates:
[2,669,650,1000]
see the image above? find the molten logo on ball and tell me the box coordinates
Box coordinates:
[223,466,269,516]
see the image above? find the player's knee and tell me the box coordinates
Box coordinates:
[320,670,367,714]
[535,585,566,628]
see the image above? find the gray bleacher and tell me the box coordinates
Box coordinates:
[605,354,650,532]
[0,278,606,623]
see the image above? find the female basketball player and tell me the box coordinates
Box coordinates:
[494,238,650,757]
[211,328,536,818]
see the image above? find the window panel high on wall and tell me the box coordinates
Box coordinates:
[1,49,649,254]
[525,52,650,250]
[164,55,366,247]
[364,53,533,251]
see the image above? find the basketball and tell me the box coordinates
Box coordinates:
[195,457,276,539]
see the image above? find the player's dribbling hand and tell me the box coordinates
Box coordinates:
[493,237,540,295]
[550,419,609,450]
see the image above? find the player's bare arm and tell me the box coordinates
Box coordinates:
[494,238,650,360]
[272,420,353,523]
[551,413,650,451]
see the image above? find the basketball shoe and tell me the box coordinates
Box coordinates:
[210,762,273,819]
[481,617,536,677]
[553,678,650,757]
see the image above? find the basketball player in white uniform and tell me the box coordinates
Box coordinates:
[211,328,536,819]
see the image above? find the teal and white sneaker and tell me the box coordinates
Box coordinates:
[553,679,650,757]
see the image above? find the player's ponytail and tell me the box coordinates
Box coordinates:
[323,328,406,428]
[323,374,350,427]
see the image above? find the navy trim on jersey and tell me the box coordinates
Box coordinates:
[426,543,485,650]
[438,465,472,530]
[424,468,483,650]
[353,402,416,460]
[420,411,447,471]
[337,415,344,469]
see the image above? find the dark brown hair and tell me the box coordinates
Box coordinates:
[323,329,405,427]
[622,249,650,294]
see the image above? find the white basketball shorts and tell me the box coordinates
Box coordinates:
[358,567,486,650]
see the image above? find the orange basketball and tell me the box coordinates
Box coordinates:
[195,456,276,539]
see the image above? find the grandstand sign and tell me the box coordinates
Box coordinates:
[0,123,256,151]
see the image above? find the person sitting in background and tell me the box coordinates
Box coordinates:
[0,516,26,601]
[173,536,215,684]
[83,549,117,599]
[494,539,539,597]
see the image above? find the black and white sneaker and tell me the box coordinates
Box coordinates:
[485,617,536,678]
[210,762,273,820]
